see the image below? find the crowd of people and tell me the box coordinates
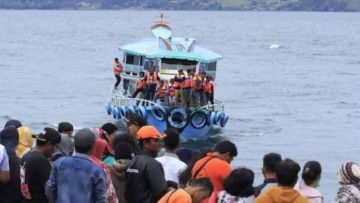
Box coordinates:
[0,117,359,203]
[113,58,215,108]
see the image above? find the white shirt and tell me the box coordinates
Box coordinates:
[0,144,9,171]
[156,152,187,184]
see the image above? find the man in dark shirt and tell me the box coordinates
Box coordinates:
[125,125,167,203]
[20,127,61,203]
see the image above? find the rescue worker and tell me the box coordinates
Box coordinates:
[204,76,214,105]
[144,67,159,101]
[199,72,207,106]
[113,58,123,90]
[154,80,167,102]
[132,72,146,98]
[192,73,203,108]
[167,79,176,106]
[173,69,185,106]
[182,69,193,107]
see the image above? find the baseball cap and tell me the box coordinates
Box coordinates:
[33,127,61,144]
[74,128,96,148]
[136,125,165,140]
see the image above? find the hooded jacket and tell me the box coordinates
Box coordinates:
[111,159,130,203]
[255,186,309,203]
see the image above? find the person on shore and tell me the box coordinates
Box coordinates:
[132,71,146,98]
[100,123,118,165]
[156,128,187,185]
[111,140,134,203]
[50,131,74,162]
[125,125,167,203]
[254,153,282,196]
[217,168,256,203]
[20,127,61,203]
[4,119,22,129]
[144,67,159,100]
[158,177,213,203]
[58,122,74,138]
[174,69,185,106]
[295,161,323,203]
[204,76,214,105]
[334,161,360,202]
[113,58,123,90]
[0,144,9,184]
[125,114,147,155]
[90,138,118,203]
[16,126,33,158]
[0,126,22,203]
[255,158,308,203]
[46,128,106,203]
[191,141,237,193]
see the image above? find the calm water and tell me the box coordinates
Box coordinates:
[1,10,360,201]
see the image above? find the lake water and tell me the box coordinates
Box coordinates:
[1,10,360,201]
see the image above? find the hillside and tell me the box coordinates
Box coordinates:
[0,0,359,11]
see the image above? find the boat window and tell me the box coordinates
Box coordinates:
[207,62,217,71]
[161,58,197,75]
[125,54,141,65]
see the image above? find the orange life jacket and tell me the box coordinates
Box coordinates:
[174,74,184,89]
[182,76,193,89]
[146,72,159,85]
[158,84,167,97]
[204,81,214,94]
[168,85,175,96]
[113,62,122,75]
[136,79,146,89]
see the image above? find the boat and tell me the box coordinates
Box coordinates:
[105,14,229,139]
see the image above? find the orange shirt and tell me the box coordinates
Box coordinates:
[191,153,232,191]
[158,189,191,203]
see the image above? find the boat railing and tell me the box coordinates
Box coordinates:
[111,94,158,107]
[200,99,225,112]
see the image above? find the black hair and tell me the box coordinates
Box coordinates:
[114,58,119,62]
[302,161,322,186]
[163,128,180,151]
[58,122,73,133]
[75,145,93,154]
[275,158,301,187]
[101,123,118,135]
[263,153,282,173]
[139,71,145,77]
[214,140,237,157]
[223,168,255,197]
[190,177,214,195]
[126,114,147,128]
[114,142,133,160]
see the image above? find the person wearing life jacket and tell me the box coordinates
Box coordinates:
[113,58,123,90]
[167,79,176,106]
[132,72,146,99]
[204,76,214,105]
[154,80,168,102]
[199,72,207,106]
[173,69,185,106]
[144,67,159,101]
[182,69,194,107]
[192,73,203,108]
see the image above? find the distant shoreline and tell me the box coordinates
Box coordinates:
[0,9,359,12]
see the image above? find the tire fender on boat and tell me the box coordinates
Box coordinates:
[190,110,208,129]
[207,111,216,126]
[137,106,147,119]
[213,111,223,125]
[112,106,119,119]
[119,106,128,119]
[167,107,188,130]
[105,102,111,115]
[127,106,137,115]
[220,113,229,128]
[151,105,166,121]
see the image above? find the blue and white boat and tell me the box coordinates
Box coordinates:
[105,14,229,139]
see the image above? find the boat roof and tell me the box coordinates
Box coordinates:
[120,34,223,63]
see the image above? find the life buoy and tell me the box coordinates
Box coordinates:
[137,106,147,119]
[213,112,223,125]
[207,111,215,126]
[167,107,188,130]
[105,102,111,115]
[190,110,208,129]
[220,113,229,128]
[151,105,166,121]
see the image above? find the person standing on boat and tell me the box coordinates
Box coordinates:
[199,72,207,106]
[174,69,185,106]
[144,67,159,101]
[204,76,215,105]
[113,58,123,90]
[132,72,146,98]
[167,79,176,105]
[182,69,194,107]
[192,73,203,108]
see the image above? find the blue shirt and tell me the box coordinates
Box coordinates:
[46,152,106,203]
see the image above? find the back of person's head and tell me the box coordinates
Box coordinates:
[214,140,237,157]
[4,119,22,129]
[101,123,118,135]
[163,128,180,151]
[302,161,321,186]
[58,122,73,134]
[263,153,282,173]
[139,71,145,77]
[0,126,19,153]
[114,141,134,160]
[223,168,255,197]
[126,114,147,128]
[275,158,301,187]
[73,128,96,154]
[189,177,214,201]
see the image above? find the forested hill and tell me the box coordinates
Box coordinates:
[1,0,359,11]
